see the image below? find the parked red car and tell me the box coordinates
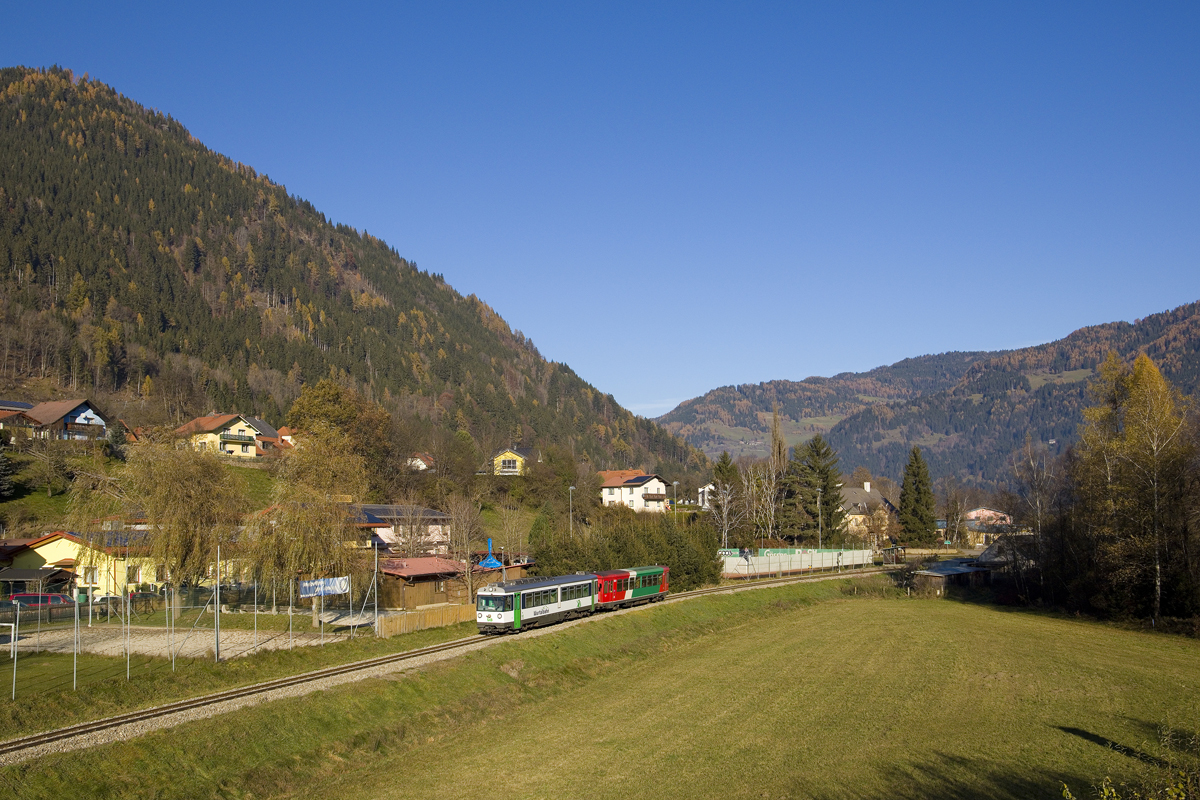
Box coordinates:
[8,593,76,607]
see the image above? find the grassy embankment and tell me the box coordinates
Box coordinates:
[0,620,475,742]
[3,577,1198,799]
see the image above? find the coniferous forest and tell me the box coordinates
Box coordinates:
[0,66,706,478]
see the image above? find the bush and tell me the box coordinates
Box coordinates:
[531,506,720,590]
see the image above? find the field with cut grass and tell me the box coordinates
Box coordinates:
[3,578,1198,799]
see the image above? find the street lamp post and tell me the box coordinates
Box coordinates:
[569,486,575,537]
[817,488,823,551]
[673,481,679,522]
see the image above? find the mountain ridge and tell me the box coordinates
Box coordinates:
[661,299,1200,486]
[0,65,706,479]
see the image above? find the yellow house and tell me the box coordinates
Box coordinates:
[175,412,282,460]
[492,447,537,476]
[10,531,162,599]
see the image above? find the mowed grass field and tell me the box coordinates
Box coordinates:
[4,579,1198,799]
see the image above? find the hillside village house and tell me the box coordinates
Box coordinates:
[406,452,435,471]
[598,470,670,512]
[176,413,288,459]
[840,481,898,545]
[5,398,111,440]
[0,408,36,443]
[5,531,162,599]
[354,504,451,555]
[698,482,715,509]
[965,507,1013,526]
[492,447,538,476]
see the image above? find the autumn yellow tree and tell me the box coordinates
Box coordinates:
[1076,353,1194,620]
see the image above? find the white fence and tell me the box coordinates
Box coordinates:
[721,549,875,580]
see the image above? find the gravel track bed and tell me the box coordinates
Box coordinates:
[0,569,882,765]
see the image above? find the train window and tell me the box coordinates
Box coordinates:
[478,595,507,612]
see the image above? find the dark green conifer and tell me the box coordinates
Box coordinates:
[713,451,738,489]
[0,451,14,498]
[898,446,937,543]
[782,435,846,544]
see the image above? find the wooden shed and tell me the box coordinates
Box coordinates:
[378,557,532,610]
[914,560,991,594]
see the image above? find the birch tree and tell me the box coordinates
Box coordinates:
[1075,352,1194,620]
[446,492,483,602]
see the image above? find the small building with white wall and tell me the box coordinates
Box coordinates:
[599,470,670,512]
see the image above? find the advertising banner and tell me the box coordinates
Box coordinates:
[299,576,350,598]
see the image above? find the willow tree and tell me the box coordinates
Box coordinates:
[245,423,371,625]
[67,433,246,606]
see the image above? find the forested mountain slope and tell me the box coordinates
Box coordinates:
[827,299,1200,485]
[658,350,994,458]
[663,297,1200,486]
[0,66,704,474]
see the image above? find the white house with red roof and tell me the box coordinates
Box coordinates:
[598,469,670,512]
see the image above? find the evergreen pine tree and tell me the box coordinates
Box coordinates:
[713,451,738,489]
[899,446,937,543]
[781,435,846,544]
[0,451,13,498]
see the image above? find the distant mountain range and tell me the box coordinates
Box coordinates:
[659,300,1200,486]
[0,66,705,477]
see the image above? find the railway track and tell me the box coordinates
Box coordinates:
[0,634,487,760]
[0,565,895,762]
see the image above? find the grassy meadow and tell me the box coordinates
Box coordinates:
[3,578,1198,799]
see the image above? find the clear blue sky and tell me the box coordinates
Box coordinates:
[6,2,1199,416]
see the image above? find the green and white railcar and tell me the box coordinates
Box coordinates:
[476,573,598,633]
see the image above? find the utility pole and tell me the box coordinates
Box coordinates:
[818,488,823,551]
[214,545,221,663]
[673,481,679,522]
[569,486,575,537]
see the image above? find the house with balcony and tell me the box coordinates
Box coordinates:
[26,398,110,440]
[176,413,282,459]
[491,447,538,476]
[599,470,670,512]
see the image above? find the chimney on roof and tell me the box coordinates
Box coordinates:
[864,481,871,493]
